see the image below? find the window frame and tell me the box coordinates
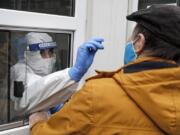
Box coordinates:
[0,0,87,131]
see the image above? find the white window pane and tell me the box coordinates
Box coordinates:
[0,0,75,16]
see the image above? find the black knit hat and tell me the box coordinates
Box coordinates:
[127,4,180,48]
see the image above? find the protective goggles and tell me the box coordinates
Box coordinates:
[28,42,57,51]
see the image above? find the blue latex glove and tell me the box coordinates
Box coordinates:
[69,38,104,81]
[49,104,64,114]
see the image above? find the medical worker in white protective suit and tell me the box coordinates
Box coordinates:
[10,32,104,115]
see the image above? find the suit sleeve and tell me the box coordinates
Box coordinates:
[25,68,78,113]
[31,81,94,135]
[14,67,78,113]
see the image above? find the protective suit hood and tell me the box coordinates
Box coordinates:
[25,32,56,76]
[113,57,180,135]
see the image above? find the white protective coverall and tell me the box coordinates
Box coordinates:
[10,32,78,114]
[10,32,104,116]
[10,64,78,114]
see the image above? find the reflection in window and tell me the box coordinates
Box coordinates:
[0,30,72,126]
[138,0,177,10]
[0,0,75,16]
[0,31,9,124]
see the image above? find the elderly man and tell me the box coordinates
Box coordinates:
[30,5,180,135]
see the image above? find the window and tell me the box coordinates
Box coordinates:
[138,0,179,9]
[0,0,87,131]
[0,0,75,16]
[0,30,72,130]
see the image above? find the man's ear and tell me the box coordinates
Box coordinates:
[134,33,145,54]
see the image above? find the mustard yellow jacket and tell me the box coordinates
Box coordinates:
[31,57,180,135]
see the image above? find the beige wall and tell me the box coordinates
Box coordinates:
[85,0,130,76]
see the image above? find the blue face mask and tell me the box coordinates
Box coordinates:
[124,41,137,65]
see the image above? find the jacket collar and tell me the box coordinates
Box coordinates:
[87,57,179,81]
[123,57,179,73]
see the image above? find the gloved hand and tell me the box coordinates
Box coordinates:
[49,104,64,114]
[69,38,104,81]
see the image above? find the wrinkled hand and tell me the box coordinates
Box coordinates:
[69,38,104,81]
[29,111,49,128]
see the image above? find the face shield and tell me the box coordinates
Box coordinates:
[25,33,57,76]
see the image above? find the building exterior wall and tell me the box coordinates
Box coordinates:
[85,0,130,76]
